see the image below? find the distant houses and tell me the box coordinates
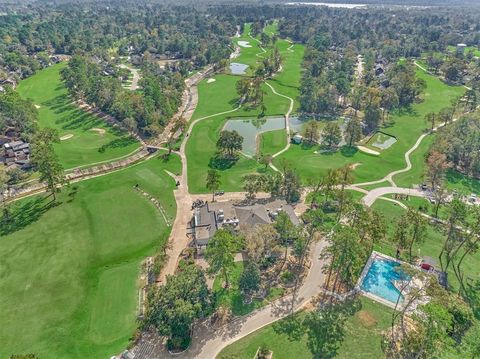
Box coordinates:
[1,139,31,170]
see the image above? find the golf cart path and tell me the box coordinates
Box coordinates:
[355,117,458,189]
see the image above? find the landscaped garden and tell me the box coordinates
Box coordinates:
[17,63,140,169]
[0,153,180,359]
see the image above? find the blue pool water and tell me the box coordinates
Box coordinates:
[360,258,409,304]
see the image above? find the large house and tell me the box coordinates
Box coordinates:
[2,140,31,169]
[189,199,300,252]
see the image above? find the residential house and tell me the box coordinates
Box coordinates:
[189,199,300,252]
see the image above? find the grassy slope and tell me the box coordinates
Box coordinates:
[218,297,391,359]
[259,129,287,157]
[17,63,140,169]
[274,69,465,184]
[0,153,180,359]
[186,24,304,193]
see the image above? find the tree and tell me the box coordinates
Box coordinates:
[432,183,448,218]
[205,229,239,288]
[206,169,221,202]
[144,264,211,350]
[245,224,279,265]
[274,211,298,270]
[303,120,320,144]
[439,106,454,125]
[259,154,272,170]
[406,208,427,263]
[31,128,66,201]
[238,262,260,299]
[322,122,342,149]
[425,151,451,190]
[242,174,264,200]
[439,199,467,272]
[344,119,362,147]
[364,103,381,132]
[425,112,436,131]
[216,130,243,157]
[393,213,409,256]
[380,87,399,124]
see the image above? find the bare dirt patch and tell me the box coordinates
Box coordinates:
[90,128,106,135]
[60,134,74,141]
[357,310,377,328]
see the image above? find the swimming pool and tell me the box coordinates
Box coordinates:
[360,257,409,304]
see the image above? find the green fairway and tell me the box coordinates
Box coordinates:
[0,153,180,359]
[218,297,392,359]
[259,129,287,157]
[186,24,304,193]
[275,69,465,184]
[17,63,140,169]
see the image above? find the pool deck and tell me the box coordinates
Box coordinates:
[355,251,407,310]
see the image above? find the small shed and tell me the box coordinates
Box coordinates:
[292,134,303,144]
[457,43,467,55]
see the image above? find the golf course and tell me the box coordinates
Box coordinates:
[17,63,140,170]
[2,12,479,359]
[0,154,180,359]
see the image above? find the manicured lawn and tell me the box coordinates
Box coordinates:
[258,129,287,157]
[218,297,392,359]
[213,261,284,316]
[274,69,465,184]
[17,63,140,169]
[0,153,180,359]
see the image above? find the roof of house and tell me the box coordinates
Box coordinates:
[191,199,299,247]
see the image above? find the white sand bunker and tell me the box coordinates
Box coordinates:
[90,128,106,135]
[238,41,252,48]
[35,105,41,109]
[60,134,74,141]
[207,78,216,83]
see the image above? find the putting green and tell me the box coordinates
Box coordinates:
[0,153,180,359]
[17,63,140,169]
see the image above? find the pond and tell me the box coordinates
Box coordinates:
[230,62,249,75]
[237,41,252,48]
[368,132,397,150]
[223,117,286,157]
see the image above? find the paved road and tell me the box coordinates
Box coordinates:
[362,186,424,207]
